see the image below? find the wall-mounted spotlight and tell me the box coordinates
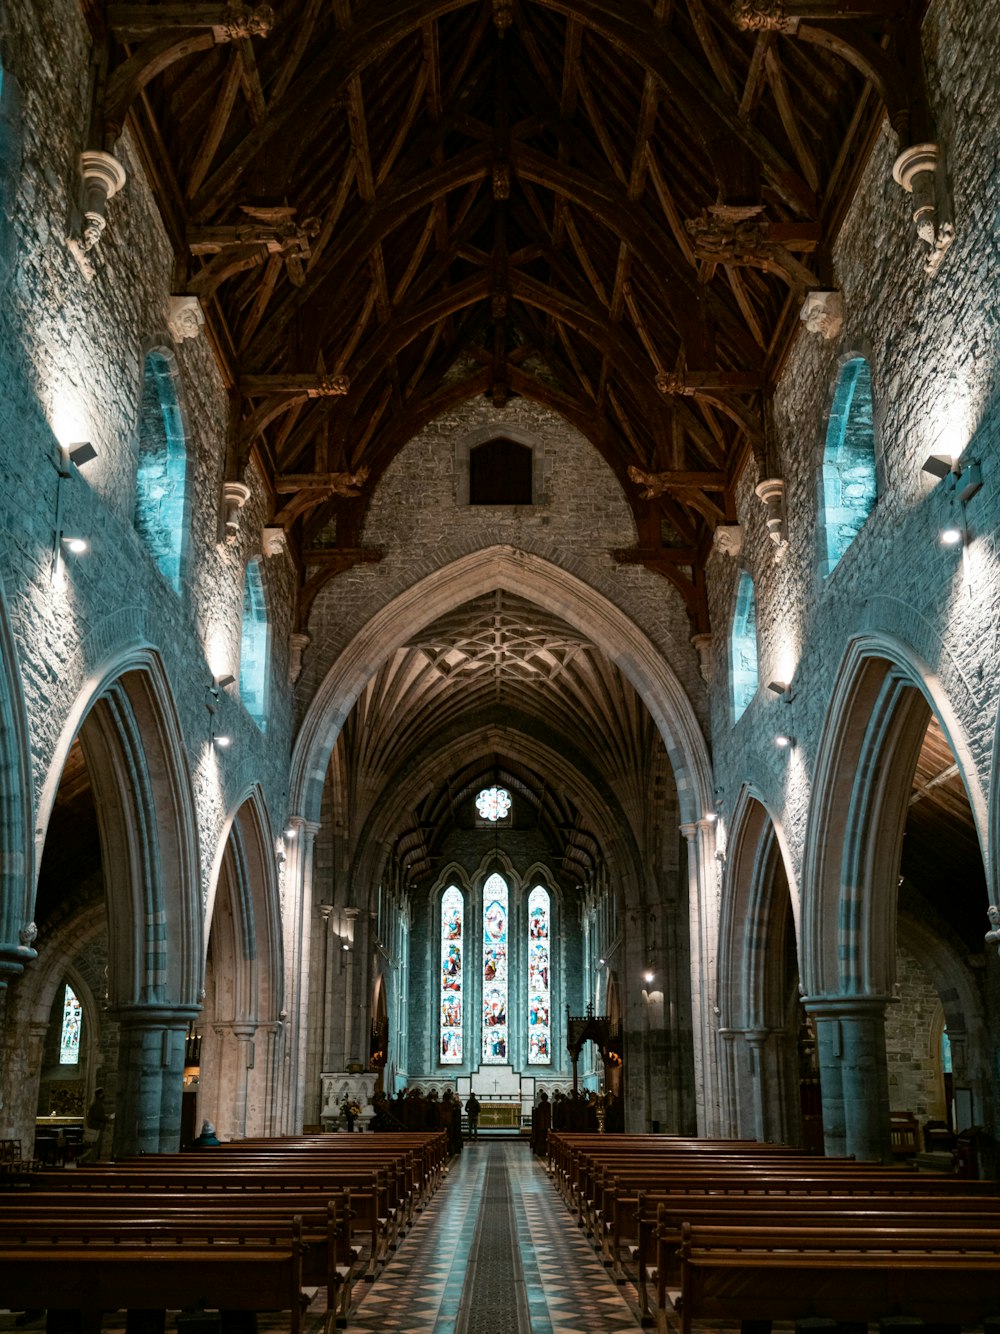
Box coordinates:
[213,672,236,690]
[643,970,655,985]
[598,957,606,967]
[922,453,953,480]
[67,441,98,468]
[767,679,793,702]
[775,732,796,749]
[940,525,963,547]
[61,536,90,555]
[214,734,232,749]
[284,825,297,839]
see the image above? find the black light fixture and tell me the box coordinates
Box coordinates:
[68,441,98,467]
[775,732,796,750]
[767,679,793,702]
[922,453,953,480]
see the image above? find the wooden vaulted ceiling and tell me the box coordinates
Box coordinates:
[93,0,928,630]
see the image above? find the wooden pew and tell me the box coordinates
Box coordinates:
[0,1216,308,1334]
[671,1222,1000,1334]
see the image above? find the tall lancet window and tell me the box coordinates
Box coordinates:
[527,886,551,1063]
[482,872,509,1062]
[59,983,82,1065]
[440,886,464,1063]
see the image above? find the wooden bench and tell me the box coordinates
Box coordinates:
[0,1216,308,1334]
[671,1222,1000,1334]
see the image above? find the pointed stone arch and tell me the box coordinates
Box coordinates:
[200,787,284,1139]
[718,789,802,1143]
[801,632,988,1159]
[33,654,202,1153]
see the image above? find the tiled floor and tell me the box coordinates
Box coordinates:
[343,1142,641,1334]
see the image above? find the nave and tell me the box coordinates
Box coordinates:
[341,1142,640,1334]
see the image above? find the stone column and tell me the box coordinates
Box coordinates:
[681,818,723,1135]
[112,1004,199,1155]
[716,1028,740,1137]
[745,1028,787,1143]
[805,995,892,1162]
[211,1020,257,1140]
[280,817,320,1133]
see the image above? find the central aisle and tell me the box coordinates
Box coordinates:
[344,1142,641,1333]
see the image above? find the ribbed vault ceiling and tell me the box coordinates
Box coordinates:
[329,590,674,887]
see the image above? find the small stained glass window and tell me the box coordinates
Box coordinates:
[476,786,512,822]
[59,983,82,1065]
[440,887,463,1063]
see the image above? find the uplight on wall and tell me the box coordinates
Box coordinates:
[62,536,90,555]
[940,525,963,547]
[775,733,796,749]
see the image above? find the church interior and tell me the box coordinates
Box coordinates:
[1,0,1000,1324]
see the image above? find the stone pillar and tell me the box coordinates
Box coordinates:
[112,1004,198,1155]
[280,817,320,1132]
[745,1028,786,1143]
[805,996,892,1162]
[681,818,723,1135]
[211,1020,257,1140]
[716,1028,740,1137]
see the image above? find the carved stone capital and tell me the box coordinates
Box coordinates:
[892,142,954,279]
[262,525,287,558]
[713,524,743,558]
[167,295,205,343]
[690,633,713,683]
[799,289,844,341]
[68,150,126,278]
[289,631,311,684]
[754,477,787,550]
[222,481,251,541]
[217,3,275,40]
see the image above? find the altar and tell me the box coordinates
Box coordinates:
[457,1064,534,1127]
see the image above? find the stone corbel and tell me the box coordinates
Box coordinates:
[289,631,311,684]
[167,295,205,344]
[221,481,251,541]
[713,524,743,558]
[262,525,287,558]
[799,290,845,341]
[892,143,954,279]
[755,478,787,553]
[67,151,127,280]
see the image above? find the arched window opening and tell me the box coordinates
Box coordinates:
[469,437,533,505]
[730,571,759,723]
[135,351,190,593]
[440,886,464,1064]
[482,872,509,1063]
[240,558,269,731]
[59,983,82,1065]
[820,356,877,575]
[527,885,551,1064]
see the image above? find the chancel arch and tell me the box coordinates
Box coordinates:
[802,635,991,1161]
[298,569,703,1134]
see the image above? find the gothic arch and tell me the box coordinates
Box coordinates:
[291,546,712,830]
[718,789,802,1143]
[36,651,202,1009]
[802,633,986,1000]
[200,788,283,1139]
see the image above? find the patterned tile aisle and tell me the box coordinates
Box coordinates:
[342,1143,487,1334]
[506,1144,642,1334]
[343,1143,641,1334]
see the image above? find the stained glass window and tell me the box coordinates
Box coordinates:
[440,886,463,1063]
[476,786,512,822]
[59,983,82,1065]
[482,872,509,1063]
[527,886,551,1063]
